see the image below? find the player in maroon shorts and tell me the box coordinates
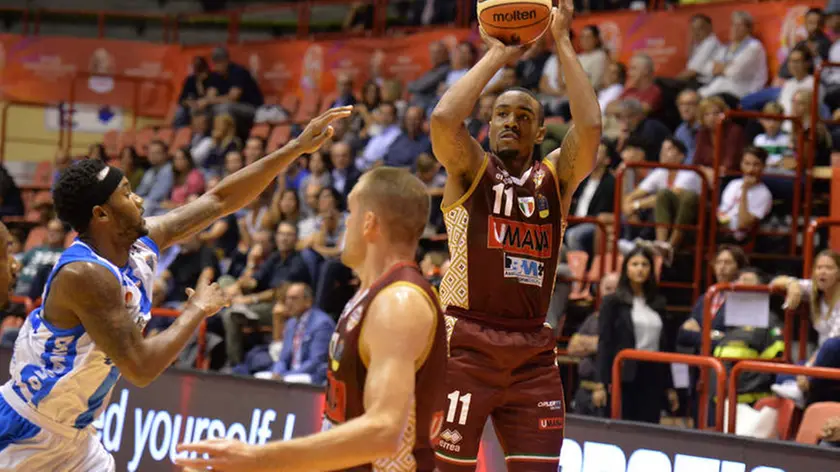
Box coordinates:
[429,1,601,470]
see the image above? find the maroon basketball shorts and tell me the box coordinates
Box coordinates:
[434,317,565,472]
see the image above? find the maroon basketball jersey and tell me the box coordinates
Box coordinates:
[439,153,565,328]
[323,262,447,472]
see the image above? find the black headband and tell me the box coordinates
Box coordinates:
[86,165,124,209]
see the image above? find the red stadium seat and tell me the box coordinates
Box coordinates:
[118,130,137,150]
[135,127,155,154]
[796,402,840,444]
[250,123,271,139]
[170,127,192,151]
[294,94,320,123]
[753,397,800,440]
[268,124,292,150]
[102,130,119,156]
[566,251,591,301]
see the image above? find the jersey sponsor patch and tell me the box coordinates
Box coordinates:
[487,215,553,259]
[517,196,535,218]
[324,371,347,423]
[538,417,565,430]
[504,254,544,286]
[537,194,549,218]
[533,168,545,189]
[344,306,363,332]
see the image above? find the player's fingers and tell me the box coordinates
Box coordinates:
[176,440,228,455]
[173,457,219,469]
[185,288,195,298]
[319,106,354,123]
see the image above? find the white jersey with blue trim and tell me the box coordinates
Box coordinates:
[0,236,158,430]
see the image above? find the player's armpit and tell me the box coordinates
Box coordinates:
[55,262,149,386]
[546,123,601,210]
[359,284,437,450]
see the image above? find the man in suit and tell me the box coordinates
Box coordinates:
[564,140,615,255]
[271,282,335,385]
[330,142,361,201]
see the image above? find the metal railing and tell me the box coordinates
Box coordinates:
[611,349,727,431]
[727,360,840,434]
[612,161,710,302]
[803,217,840,276]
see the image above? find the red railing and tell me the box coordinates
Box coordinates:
[0,100,66,163]
[809,62,840,229]
[727,360,840,434]
[611,349,727,431]
[708,110,804,265]
[612,161,710,302]
[563,216,609,307]
[803,217,840,276]
[151,307,209,370]
[64,73,175,152]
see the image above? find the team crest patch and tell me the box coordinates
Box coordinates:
[537,194,549,218]
[518,196,535,218]
[533,168,545,189]
[344,306,363,332]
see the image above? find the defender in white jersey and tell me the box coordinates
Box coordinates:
[0,106,352,471]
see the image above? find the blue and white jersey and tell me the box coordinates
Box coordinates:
[0,236,158,431]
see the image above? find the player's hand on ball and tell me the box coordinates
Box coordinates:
[185,280,231,317]
[549,0,574,38]
[295,106,354,154]
[479,25,528,63]
[175,438,262,472]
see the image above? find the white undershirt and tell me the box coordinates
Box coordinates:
[632,296,662,352]
[574,179,599,217]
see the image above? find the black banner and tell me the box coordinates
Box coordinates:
[0,348,836,471]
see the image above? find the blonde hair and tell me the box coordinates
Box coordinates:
[761,101,784,115]
[809,250,840,324]
[356,167,430,244]
[698,96,728,117]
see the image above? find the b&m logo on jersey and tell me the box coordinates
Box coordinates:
[487,215,552,259]
[504,254,544,286]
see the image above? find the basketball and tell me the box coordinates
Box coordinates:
[477,0,553,46]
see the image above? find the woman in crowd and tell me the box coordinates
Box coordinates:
[117,146,146,190]
[202,113,242,174]
[264,188,302,231]
[578,25,610,90]
[771,250,840,406]
[298,151,333,206]
[162,147,205,210]
[594,245,679,423]
[692,96,745,179]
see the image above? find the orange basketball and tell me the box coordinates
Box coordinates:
[477,0,552,46]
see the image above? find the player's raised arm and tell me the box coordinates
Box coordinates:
[54,264,229,387]
[430,35,522,180]
[147,107,352,251]
[544,0,602,205]
[174,285,437,472]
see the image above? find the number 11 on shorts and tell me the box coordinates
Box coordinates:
[446,390,471,425]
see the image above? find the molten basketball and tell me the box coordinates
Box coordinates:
[477,0,552,46]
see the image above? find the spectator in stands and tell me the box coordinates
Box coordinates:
[678,245,749,353]
[329,141,361,201]
[778,8,831,80]
[135,139,174,217]
[14,218,65,298]
[358,103,402,170]
[594,246,678,424]
[21,194,56,251]
[755,102,796,203]
[407,0,457,26]
[299,187,346,243]
[699,11,768,100]
[576,25,610,90]
[52,149,72,185]
[444,41,477,89]
[467,93,496,146]
[408,41,451,111]
[223,150,244,178]
[771,250,840,407]
[207,47,264,129]
[382,79,408,119]
[565,140,616,254]
[201,113,242,174]
[173,56,219,128]
[414,153,446,235]
[793,89,832,166]
[162,147,205,211]
[350,80,382,136]
[674,89,700,164]
[742,45,816,113]
[674,14,722,89]
[615,98,670,161]
[570,272,619,417]
[118,146,146,190]
[266,282,334,385]
[598,61,626,115]
[189,111,213,162]
[0,164,23,219]
[222,221,311,366]
[242,136,266,167]
[634,138,701,264]
[297,151,332,206]
[619,53,663,114]
[484,64,519,96]
[383,105,431,169]
[330,74,357,108]
[239,190,272,240]
[86,143,107,162]
[717,147,773,242]
[300,181,323,220]
[516,36,551,91]
[692,96,745,177]
[265,188,301,231]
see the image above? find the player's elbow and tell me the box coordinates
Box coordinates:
[121,367,155,388]
[430,107,460,129]
[365,416,405,457]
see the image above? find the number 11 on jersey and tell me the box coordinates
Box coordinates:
[492,183,513,217]
[446,390,472,425]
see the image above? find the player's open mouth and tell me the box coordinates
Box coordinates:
[500,132,519,140]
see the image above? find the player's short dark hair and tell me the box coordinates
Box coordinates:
[742,146,768,165]
[53,159,111,234]
[499,86,545,125]
[663,136,688,156]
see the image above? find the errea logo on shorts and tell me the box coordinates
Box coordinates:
[504,254,544,286]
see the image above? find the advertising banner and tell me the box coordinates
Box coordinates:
[0,348,837,472]
[0,0,824,118]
